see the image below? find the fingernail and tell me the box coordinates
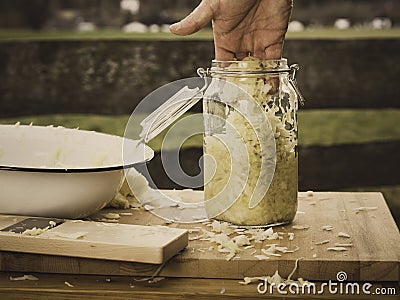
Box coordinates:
[170,22,181,31]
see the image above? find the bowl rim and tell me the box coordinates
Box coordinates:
[0,159,152,173]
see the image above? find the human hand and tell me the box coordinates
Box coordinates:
[170,0,293,60]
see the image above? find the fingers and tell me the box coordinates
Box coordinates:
[263,43,283,60]
[214,46,236,61]
[215,40,283,61]
[213,30,243,61]
[253,31,285,59]
[170,0,213,36]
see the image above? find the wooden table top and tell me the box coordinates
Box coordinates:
[0,191,399,299]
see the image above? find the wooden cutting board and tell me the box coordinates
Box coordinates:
[0,191,399,282]
[0,215,188,264]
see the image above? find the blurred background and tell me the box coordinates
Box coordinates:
[0,0,399,225]
[0,0,399,32]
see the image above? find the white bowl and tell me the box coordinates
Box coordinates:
[0,124,154,218]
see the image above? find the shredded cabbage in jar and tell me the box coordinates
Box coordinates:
[204,57,298,226]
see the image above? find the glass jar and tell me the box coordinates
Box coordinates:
[202,57,303,226]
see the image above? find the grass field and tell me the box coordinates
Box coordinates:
[1,28,400,41]
[1,109,399,148]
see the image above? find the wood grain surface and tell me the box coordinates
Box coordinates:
[0,216,188,264]
[0,191,399,282]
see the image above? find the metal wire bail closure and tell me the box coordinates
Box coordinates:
[289,64,305,106]
[289,64,299,81]
[197,67,210,78]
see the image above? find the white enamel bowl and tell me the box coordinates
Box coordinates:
[0,124,153,218]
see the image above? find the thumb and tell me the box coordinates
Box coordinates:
[170,0,213,36]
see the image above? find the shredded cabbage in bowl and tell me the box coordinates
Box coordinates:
[204,57,298,226]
